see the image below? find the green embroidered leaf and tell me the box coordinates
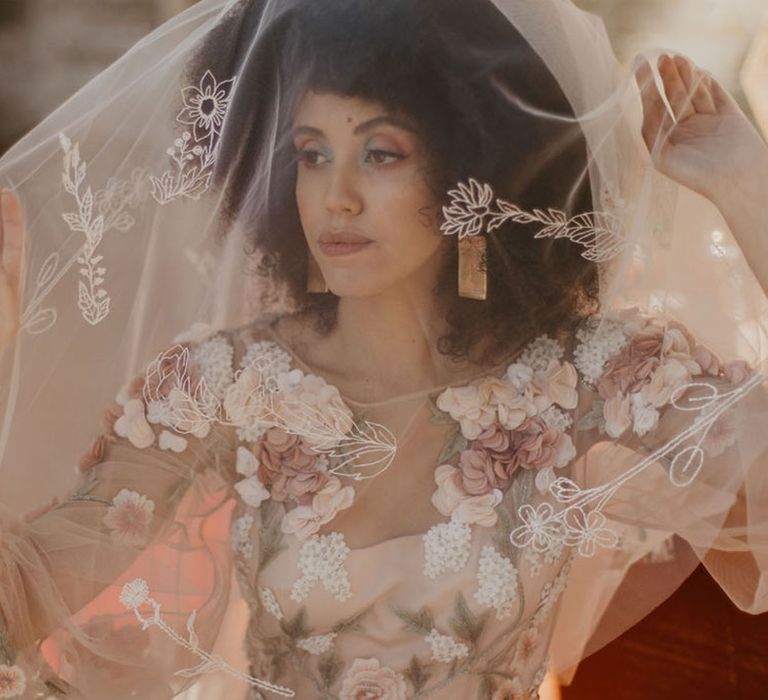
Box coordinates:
[491,505,516,560]
[427,395,454,425]
[448,591,488,643]
[438,424,468,464]
[332,603,374,634]
[403,655,431,693]
[390,604,435,635]
[258,500,288,573]
[479,674,495,700]
[318,651,344,689]
[280,607,311,639]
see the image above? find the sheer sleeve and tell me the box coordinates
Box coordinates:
[0,331,242,699]
[549,306,768,677]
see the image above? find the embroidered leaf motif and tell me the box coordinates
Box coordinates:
[391,605,435,635]
[448,591,488,644]
[491,505,516,561]
[280,607,310,640]
[331,603,374,635]
[479,674,495,700]
[258,499,288,573]
[576,400,604,432]
[317,651,344,689]
[403,655,431,693]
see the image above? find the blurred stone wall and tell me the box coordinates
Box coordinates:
[0,0,197,153]
[0,0,766,154]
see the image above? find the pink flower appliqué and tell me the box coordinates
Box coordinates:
[280,476,354,540]
[430,464,502,527]
[103,489,155,546]
[114,398,156,449]
[338,657,408,700]
[256,427,329,503]
[0,664,26,698]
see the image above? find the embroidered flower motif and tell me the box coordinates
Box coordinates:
[256,427,331,504]
[114,398,156,449]
[423,519,472,579]
[191,334,234,399]
[474,545,519,618]
[240,340,293,379]
[177,69,235,143]
[234,446,270,508]
[280,476,354,540]
[158,429,188,452]
[223,366,273,443]
[515,627,540,663]
[573,316,629,386]
[103,489,155,546]
[509,416,576,494]
[510,503,563,553]
[539,405,573,432]
[338,657,408,700]
[436,382,497,440]
[275,369,355,449]
[257,586,284,620]
[440,178,495,239]
[119,578,150,609]
[425,628,469,662]
[491,676,525,700]
[517,334,566,372]
[563,509,617,557]
[431,464,467,516]
[291,531,352,603]
[232,513,255,560]
[0,664,26,698]
[297,631,337,655]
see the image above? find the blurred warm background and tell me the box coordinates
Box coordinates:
[1,1,767,698]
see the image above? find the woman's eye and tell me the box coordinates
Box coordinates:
[297,149,328,167]
[365,149,404,165]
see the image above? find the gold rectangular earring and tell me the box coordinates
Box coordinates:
[458,235,487,300]
[306,253,329,293]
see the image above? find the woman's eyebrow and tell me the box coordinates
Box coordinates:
[291,116,419,139]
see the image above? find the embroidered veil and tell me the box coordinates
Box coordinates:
[0,0,766,698]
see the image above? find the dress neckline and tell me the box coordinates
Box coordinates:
[261,320,535,409]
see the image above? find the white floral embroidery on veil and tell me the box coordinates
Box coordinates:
[119,578,296,697]
[151,70,236,204]
[143,338,398,480]
[440,177,626,263]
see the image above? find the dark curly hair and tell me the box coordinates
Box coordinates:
[191,0,600,366]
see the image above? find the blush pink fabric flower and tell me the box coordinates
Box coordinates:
[0,664,26,698]
[436,381,497,439]
[533,359,579,411]
[452,488,503,527]
[638,358,691,408]
[114,398,156,449]
[511,416,575,472]
[431,464,468,516]
[603,393,632,438]
[597,330,663,400]
[338,657,408,700]
[280,476,354,539]
[459,423,519,496]
[724,359,753,385]
[255,427,329,503]
[102,489,155,547]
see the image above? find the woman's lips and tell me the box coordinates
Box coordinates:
[318,240,374,256]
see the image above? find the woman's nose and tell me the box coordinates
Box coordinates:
[324,165,363,215]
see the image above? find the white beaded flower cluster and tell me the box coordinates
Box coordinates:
[291,532,352,603]
[572,316,628,386]
[422,519,473,579]
[473,545,519,619]
[425,628,469,662]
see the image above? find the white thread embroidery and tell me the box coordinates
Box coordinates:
[119,578,295,697]
[297,632,337,655]
[423,519,472,579]
[425,628,469,662]
[510,371,765,557]
[290,532,352,603]
[257,586,284,621]
[232,513,255,560]
[473,545,519,619]
[192,335,235,399]
[151,70,236,203]
[441,178,625,263]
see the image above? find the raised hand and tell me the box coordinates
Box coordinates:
[0,190,26,350]
[635,53,768,204]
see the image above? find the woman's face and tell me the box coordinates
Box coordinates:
[291,90,445,299]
